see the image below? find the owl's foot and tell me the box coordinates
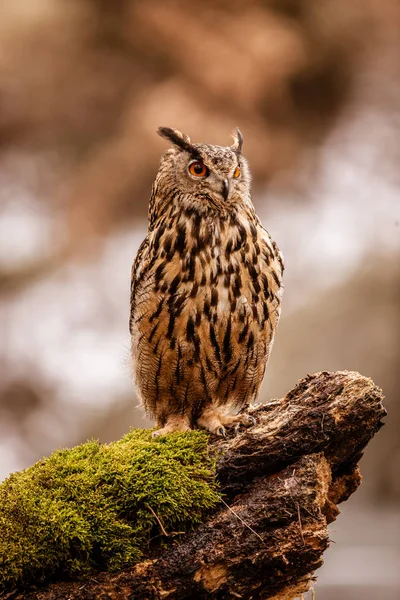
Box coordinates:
[197,407,257,437]
[152,414,191,438]
[219,412,257,429]
[197,406,226,437]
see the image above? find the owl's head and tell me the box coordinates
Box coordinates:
[156,127,251,211]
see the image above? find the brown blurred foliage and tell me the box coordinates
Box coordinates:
[0,0,382,271]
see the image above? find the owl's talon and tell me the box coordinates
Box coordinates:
[234,413,257,428]
[152,430,164,438]
[245,414,257,426]
[216,426,227,438]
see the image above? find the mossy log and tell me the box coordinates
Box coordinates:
[1,370,386,600]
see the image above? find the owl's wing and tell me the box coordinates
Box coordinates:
[259,223,285,274]
[129,236,150,334]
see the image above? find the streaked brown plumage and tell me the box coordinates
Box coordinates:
[130,127,284,436]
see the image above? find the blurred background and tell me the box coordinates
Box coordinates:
[0,1,398,597]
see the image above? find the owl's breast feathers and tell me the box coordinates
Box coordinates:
[130,206,283,416]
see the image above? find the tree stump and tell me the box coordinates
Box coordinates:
[3,370,386,600]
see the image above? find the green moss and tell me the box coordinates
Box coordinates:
[0,429,219,591]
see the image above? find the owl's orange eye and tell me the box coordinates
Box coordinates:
[233,166,241,179]
[188,161,208,177]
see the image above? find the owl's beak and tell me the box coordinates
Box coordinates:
[222,178,230,201]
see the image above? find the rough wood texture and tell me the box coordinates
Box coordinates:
[3,370,386,600]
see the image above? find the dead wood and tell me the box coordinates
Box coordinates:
[3,370,386,600]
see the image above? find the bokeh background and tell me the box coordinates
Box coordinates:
[0,1,399,597]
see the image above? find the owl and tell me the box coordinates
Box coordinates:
[130,127,284,437]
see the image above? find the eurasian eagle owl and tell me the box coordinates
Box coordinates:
[130,127,284,437]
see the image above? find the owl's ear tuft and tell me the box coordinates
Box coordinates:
[231,128,244,154]
[157,127,192,152]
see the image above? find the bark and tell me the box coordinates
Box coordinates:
[3,370,386,600]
